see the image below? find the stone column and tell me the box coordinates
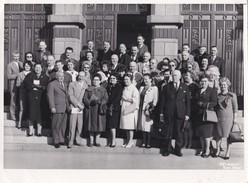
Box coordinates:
[47,4,86,60]
[147,4,183,61]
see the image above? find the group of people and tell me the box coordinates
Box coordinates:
[7,34,238,160]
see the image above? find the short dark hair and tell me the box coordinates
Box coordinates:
[25,51,34,60]
[199,73,210,81]
[65,47,73,52]
[87,40,94,43]
[211,46,218,50]
[137,34,144,39]
[23,61,33,69]
[143,73,152,79]
[86,51,94,58]
[123,73,133,81]
[101,60,111,70]
[104,40,111,45]
[55,60,63,64]
[93,73,102,81]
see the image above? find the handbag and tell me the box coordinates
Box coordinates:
[123,103,137,115]
[228,123,244,143]
[202,103,218,123]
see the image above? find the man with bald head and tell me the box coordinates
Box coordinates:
[34,41,51,68]
[44,55,56,76]
[137,51,151,73]
[178,51,199,75]
[160,70,190,157]
[110,54,125,73]
[128,61,143,87]
[47,71,70,148]
[118,43,131,68]
[177,43,194,63]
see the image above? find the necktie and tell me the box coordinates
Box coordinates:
[60,82,64,89]
[175,83,178,90]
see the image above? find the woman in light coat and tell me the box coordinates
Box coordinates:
[120,73,140,148]
[137,73,158,148]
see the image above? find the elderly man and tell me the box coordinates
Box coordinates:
[150,59,160,75]
[67,71,88,148]
[7,51,23,121]
[47,71,70,148]
[137,51,151,73]
[80,40,98,61]
[118,43,131,69]
[60,47,79,72]
[177,43,194,63]
[128,61,143,87]
[97,40,114,64]
[208,46,224,76]
[33,41,51,68]
[160,70,190,157]
[49,60,72,85]
[44,55,56,76]
[178,51,200,75]
[110,54,125,73]
[194,46,209,67]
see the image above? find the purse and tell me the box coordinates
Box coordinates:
[228,123,244,143]
[202,103,218,123]
[123,103,137,115]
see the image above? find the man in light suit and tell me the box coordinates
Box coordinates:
[160,70,190,157]
[47,71,70,148]
[67,71,88,148]
[33,41,51,68]
[137,51,151,73]
[7,51,23,121]
[208,46,225,76]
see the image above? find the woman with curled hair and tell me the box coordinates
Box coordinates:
[213,77,238,159]
[120,73,140,148]
[195,73,217,158]
[206,65,220,93]
[83,73,108,147]
[81,62,92,86]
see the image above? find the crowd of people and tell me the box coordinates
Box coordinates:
[7,34,238,160]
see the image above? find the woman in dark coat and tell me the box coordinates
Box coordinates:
[83,73,108,147]
[23,63,49,136]
[106,72,123,147]
[195,74,217,158]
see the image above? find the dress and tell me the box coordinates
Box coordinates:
[120,84,140,130]
[16,71,30,111]
[137,86,158,132]
[83,86,108,132]
[195,87,218,138]
[106,84,123,129]
[215,92,238,138]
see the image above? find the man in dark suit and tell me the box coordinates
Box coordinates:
[110,54,125,73]
[47,71,70,148]
[49,60,72,85]
[43,55,56,76]
[137,34,148,61]
[33,41,51,68]
[60,47,80,71]
[208,46,224,76]
[97,40,114,64]
[7,51,23,121]
[130,45,141,63]
[160,70,190,157]
[80,40,98,61]
[118,43,131,69]
[194,45,209,67]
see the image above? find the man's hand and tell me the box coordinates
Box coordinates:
[160,114,164,122]
[185,115,189,121]
[78,103,84,110]
[51,108,56,113]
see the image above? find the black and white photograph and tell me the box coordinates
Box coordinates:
[1,2,247,183]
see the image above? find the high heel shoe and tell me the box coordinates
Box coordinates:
[110,144,116,148]
[121,144,127,148]
[213,152,221,158]
[125,142,133,148]
[201,153,210,158]
[27,133,33,137]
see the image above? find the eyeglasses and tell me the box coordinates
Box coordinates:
[110,77,116,80]
[84,67,90,69]
[27,56,32,58]
[169,65,175,67]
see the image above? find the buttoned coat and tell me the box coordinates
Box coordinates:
[118,52,131,69]
[208,56,224,76]
[33,49,51,68]
[68,81,88,108]
[49,71,72,86]
[47,80,70,113]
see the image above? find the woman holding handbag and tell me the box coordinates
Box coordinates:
[120,73,140,148]
[137,73,158,148]
[214,77,238,159]
[195,74,217,158]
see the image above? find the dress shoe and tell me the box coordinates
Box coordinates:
[59,142,66,146]
[75,142,84,146]
[174,151,183,157]
[54,143,60,148]
[110,144,116,148]
[201,153,210,158]
[67,145,72,149]
[88,143,93,147]
[195,150,203,156]
[37,134,42,137]
[162,152,170,157]
[94,143,101,147]
[27,133,33,137]
[140,143,146,148]
[146,144,151,149]
[212,152,221,158]
[223,156,230,160]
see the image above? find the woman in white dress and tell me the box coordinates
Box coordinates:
[137,73,158,148]
[120,73,140,148]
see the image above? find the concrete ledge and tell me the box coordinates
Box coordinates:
[147,15,184,27]
[47,14,86,27]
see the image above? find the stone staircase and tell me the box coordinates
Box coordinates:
[3,106,245,153]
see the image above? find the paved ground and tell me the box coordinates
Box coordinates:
[4,148,244,169]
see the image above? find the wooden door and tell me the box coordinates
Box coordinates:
[179,4,243,95]
[4,4,52,91]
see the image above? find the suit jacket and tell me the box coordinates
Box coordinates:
[118,52,131,69]
[47,80,69,113]
[177,53,194,63]
[137,44,148,60]
[160,82,191,119]
[33,49,51,68]
[80,49,98,61]
[130,54,142,63]
[137,62,150,73]
[60,54,80,72]
[68,81,88,108]
[110,63,125,73]
[7,61,23,89]
[97,49,114,63]
[208,56,224,76]
[49,71,72,86]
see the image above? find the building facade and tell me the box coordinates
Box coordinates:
[4,4,244,98]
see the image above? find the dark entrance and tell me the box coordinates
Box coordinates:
[117,14,151,52]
